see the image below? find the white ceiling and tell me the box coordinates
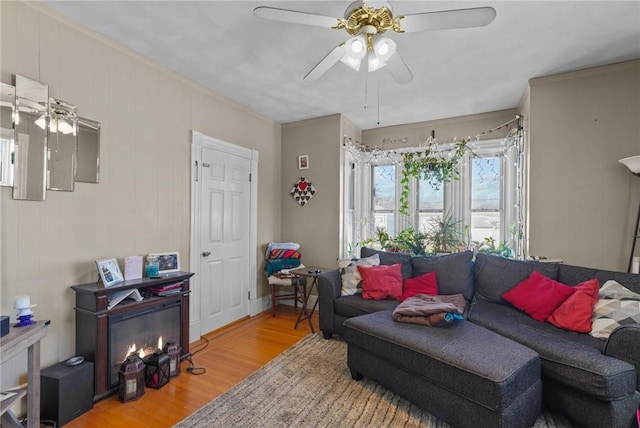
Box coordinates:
[42,1,640,130]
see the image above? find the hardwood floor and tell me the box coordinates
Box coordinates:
[64,306,319,428]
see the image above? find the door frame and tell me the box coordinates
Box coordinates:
[189,130,259,343]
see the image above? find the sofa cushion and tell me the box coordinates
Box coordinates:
[338,254,380,296]
[468,300,637,401]
[474,253,559,304]
[358,263,403,300]
[400,271,438,301]
[557,263,599,286]
[502,271,577,322]
[410,251,475,300]
[360,247,413,278]
[590,281,640,339]
[334,295,399,318]
[547,278,599,333]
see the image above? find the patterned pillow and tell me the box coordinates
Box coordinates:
[590,280,640,339]
[339,254,380,296]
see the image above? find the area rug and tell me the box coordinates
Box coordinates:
[174,334,575,428]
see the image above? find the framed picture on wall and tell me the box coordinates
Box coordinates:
[298,155,309,170]
[96,258,124,288]
[149,252,181,273]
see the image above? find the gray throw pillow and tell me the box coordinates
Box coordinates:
[474,253,559,304]
[410,251,475,300]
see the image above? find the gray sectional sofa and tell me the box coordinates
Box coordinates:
[317,248,640,428]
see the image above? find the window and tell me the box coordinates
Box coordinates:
[371,164,395,234]
[471,157,501,243]
[418,178,444,232]
[343,136,524,258]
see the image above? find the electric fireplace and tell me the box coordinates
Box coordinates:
[108,300,181,389]
[72,272,193,400]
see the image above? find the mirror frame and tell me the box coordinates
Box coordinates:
[0,82,15,187]
[47,98,77,192]
[76,117,100,184]
[2,75,101,199]
[13,75,48,201]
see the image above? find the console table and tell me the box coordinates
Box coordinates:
[71,271,193,400]
[0,320,49,428]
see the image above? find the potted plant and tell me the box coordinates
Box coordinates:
[425,212,465,254]
[476,236,514,258]
[399,139,474,215]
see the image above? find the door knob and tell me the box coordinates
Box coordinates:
[202,251,211,257]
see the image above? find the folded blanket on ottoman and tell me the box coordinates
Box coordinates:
[392,294,466,327]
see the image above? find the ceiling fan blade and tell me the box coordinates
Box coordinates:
[400,7,496,33]
[304,45,346,81]
[253,6,341,28]
[385,51,413,85]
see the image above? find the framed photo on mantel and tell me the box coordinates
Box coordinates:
[96,258,124,288]
[149,252,181,274]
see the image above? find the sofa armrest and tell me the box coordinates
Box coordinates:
[317,269,342,338]
[603,323,640,390]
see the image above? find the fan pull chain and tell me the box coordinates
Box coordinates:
[377,77,380,125]
[364,68,369,110]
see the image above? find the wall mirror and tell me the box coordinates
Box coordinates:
[0,83,15,186]
[13,75,48,201]
[47,98,77,191]
[76,117,100,183]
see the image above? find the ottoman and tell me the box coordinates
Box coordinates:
[343,310,542,428]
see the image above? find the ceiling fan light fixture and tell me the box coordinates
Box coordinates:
[340,55,362,71]
[56,119,75,135]
[34,114,46,130]
[344,35,367,58]
[373,37,396,62]
[367,52,385,72]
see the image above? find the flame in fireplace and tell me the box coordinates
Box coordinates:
[123,336,163,361]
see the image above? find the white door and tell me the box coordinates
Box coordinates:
[198,145,251,333]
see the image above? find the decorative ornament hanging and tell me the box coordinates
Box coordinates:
[290,177,316,207]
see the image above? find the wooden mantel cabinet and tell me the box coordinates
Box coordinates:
[71,272,194,400]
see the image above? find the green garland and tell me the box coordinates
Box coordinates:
[399,139,473,215]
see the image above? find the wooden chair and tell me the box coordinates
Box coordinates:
[267,274,306,317]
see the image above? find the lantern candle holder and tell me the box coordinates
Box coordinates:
[118,353,146,402]
[163,340,182,377]
[144,349,170,389]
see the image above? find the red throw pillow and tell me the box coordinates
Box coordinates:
[547,279,599,333]
[502,271,577,322]
[400,271,438,301]
[358,263,403,300]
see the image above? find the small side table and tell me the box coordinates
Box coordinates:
[1,320,49,428]
[290,266,327,333]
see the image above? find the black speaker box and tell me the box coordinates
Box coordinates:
[0,315,9,337]
[41,361,94,426]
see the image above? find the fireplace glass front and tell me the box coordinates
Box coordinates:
[108,300,181,389]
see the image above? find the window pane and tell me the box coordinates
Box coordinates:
[471,212,500,243]
[374,212,395,233]
[471,157,501,243]
[418,212,443,233]
[372,165,395,211]
[419,179,443,211]
[471,157,500,211]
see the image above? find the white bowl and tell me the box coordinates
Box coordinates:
[619,155,640,174]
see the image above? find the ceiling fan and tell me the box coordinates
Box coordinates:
[253,1,496,85]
